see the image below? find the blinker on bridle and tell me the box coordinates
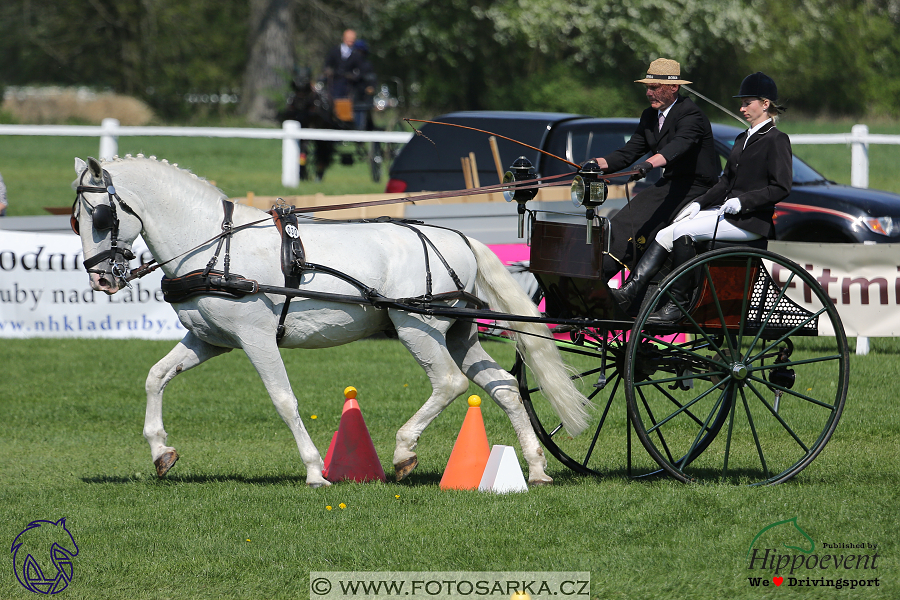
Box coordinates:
[72,167,144,288]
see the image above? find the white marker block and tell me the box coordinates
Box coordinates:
[478,445,528,493]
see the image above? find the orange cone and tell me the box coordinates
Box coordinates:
[440,395,491,490]
[323,386,386,483]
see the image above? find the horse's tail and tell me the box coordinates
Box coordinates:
[469,238,592,436]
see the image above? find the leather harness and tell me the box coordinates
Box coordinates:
[159,200,486,343]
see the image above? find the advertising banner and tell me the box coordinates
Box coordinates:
[767,241,900,338]
[2,231,898,339]
[0,230,184,339]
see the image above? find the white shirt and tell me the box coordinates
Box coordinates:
[340,43,352,60]
[743,118,773,149]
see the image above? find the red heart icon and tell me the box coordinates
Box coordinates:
[773,577,783,586]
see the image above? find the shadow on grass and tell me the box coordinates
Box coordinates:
[82,473,307,485]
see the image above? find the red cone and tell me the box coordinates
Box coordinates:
[323,387,386,483]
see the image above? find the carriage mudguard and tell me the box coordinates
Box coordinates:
[160,269,259,304]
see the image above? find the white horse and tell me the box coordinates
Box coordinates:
[72,155,591,487]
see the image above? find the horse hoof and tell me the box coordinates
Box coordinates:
[308,479,331,488]
[528,475,553,486]
[394,457,418,481]
[154,450,179,478]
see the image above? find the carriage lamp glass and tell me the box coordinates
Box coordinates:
[570,160,607,208]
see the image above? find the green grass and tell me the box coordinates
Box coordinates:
[0,135,388,217]
[1,337,898,599]
[2,119,899,217]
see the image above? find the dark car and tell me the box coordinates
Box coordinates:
[387,112,900,243]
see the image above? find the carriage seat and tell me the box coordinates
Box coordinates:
[698,237,768,253]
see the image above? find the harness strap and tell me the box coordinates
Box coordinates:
[272,203,308,341]
[202,200,235,279]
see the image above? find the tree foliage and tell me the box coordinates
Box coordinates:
[0,0,898,121]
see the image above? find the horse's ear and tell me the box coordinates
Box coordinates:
[74,157,87,175]
[87,157,103,179]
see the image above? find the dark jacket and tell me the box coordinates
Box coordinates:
[695,121,792,238]
[603,96,720,187]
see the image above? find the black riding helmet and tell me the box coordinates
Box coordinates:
[734,72,778,101]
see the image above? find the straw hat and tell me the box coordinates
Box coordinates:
[634,58,692,85]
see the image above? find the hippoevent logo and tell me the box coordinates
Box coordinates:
[10,518,79,594]
[746,517,880,590]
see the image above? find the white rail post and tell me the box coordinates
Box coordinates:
[851,124,870,355]
[850,124,868,189]
[99,118,119,160]
[282,120,301,188]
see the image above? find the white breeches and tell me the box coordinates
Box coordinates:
[655,210,762,252]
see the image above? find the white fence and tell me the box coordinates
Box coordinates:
[1,119,898,189]
[0,118,413,188]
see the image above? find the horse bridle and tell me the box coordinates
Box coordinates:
[71,168,144,288]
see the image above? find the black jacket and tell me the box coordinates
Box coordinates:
[603,96,720,187]
[695,121,792,238]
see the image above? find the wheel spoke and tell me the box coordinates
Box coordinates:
[701,263,736,355]
[637,385,676,464]
[744,380,810,453]
[649,381,712,429]
[747,307,827,364]
[677,384,730,473]
[645,378,729,434]
[735,256,754,349]
[749,354,842,372]
[741,387,770,480]
[747,374,835,410]
[722,387,739,475]
[637,332,731,372]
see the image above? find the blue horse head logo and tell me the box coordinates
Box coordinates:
[11,518,79,594]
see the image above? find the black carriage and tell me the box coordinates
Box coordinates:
[502,163,849,486]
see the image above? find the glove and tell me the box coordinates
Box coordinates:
[629,161,653,182]
[674,202,700,222]
[718,198,742,215]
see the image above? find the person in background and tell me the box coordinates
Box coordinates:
[324,29,358,100]
[591,58,720,282]
[349,39,378,132]
[609,72,791,322]
[0,171,7,216]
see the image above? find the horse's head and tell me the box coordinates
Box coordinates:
[72,157,144,294]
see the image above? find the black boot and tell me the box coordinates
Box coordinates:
[608,241,669,313]
[648,235,697,323]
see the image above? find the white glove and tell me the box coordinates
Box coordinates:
[718,198,741,215]
[674,202,700,222]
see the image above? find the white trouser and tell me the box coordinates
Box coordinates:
[655,210,762,252]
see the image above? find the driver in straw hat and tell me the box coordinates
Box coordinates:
[591,58,720,289]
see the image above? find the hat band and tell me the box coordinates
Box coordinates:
[643,73,683,81]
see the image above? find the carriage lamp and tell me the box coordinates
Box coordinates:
[503,156,539,238]
[571,160,609,244]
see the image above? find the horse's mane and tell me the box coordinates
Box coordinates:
[101,154,227,198]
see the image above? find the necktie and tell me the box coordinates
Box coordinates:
[658,112,665,132]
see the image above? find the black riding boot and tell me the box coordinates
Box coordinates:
[608,241,669,313]
[648,235,697,323]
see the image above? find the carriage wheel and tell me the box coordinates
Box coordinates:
[513,327,731,478]
[624,248,849,485]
